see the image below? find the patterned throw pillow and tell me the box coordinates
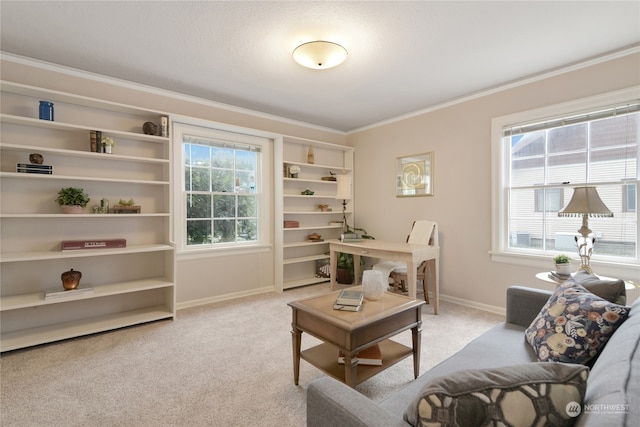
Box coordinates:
[525,281,630,364]
[403,363,588,427]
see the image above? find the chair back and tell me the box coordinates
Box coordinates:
[406,220,438,246]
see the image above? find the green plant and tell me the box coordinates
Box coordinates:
[101,136,116,147]
[55,187,90,207]
[336,226,375,283]
[553,254,572,264]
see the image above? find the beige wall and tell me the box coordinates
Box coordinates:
[348,52,640,310]
[0,55,347,307]
[3,51,638,311]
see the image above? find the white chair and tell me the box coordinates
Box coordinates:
[373,220,439,306]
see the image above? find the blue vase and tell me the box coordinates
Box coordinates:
[39,101,54,121]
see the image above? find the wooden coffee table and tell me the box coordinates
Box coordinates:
[288,287,425,387]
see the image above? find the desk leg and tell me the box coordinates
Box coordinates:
[291,320,302,385]
[412,319,422,379]
[406,259,417,299]
[353,254,361,285]
[330,249,337,291]
[434,258,439,315]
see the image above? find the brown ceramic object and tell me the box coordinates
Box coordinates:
[61,268,82,290]
[29,153,44,164]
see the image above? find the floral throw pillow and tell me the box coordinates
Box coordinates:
[525,281,630,364]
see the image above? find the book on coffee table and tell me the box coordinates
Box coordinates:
[335,289,363,306]
[333,302,362,312]
[338,343,383,366]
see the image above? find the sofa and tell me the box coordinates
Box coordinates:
[307,277,639,427]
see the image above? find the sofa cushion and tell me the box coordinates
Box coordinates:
[524,281,630,364]
[565,271,626,305]
[380,323,537,419]
[403,363,589,427]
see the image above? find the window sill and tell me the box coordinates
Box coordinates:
[177,244,272,261]
[490,250,639,283]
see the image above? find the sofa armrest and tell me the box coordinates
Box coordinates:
[506,286,553,328]
[307,377,409,427]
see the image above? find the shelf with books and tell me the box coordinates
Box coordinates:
[0,80,175,352]
[275,136,353,291]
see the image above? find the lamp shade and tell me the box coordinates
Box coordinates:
[293,41,348,69]
[335,174,352,200]
[558,186,613,218]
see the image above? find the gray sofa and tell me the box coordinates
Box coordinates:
[307,285,639,427]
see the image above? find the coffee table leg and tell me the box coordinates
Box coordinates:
[292,327,302,385]
[342,351,358,387]
[412,320,422,379]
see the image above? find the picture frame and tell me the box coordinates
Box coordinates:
[396,151,434,197]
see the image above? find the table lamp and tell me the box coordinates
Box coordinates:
[558,186,613,274]
[335,174,351,233]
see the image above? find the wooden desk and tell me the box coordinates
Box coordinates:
[288,288,424,387]
[329,239,440,314]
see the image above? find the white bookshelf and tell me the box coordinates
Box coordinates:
[0,81,176,352]
[274,136,353,290]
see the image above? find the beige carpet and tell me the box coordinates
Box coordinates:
[0,283,503,426]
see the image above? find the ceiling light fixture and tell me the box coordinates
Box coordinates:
[293,41,348,69]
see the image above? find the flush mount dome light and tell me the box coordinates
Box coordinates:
[293,41,348,69]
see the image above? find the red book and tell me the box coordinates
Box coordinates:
[61,239,127,251]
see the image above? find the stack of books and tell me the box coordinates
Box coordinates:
[338,344,383,366]
[340,232,362,242]
[16,163,53,174]
[548,271,571,282]
[333,289,363,312]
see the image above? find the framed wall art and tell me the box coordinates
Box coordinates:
[396,151,434,197]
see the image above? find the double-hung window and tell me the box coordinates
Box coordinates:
[173,122,271,254]
[492,88,639,271]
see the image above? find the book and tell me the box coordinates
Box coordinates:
[16,163,52,170]
[338,344,383,366]
[549,271,571,282]
[61,239,126,250]
[17,168,53,174]
[333,302,361,312]
[335,289,363,306]
[341,233,362,242]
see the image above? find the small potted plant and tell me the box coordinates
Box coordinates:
[55,187,90,214]
[553,254,572,275]
[101,136,117,154]
[289,165,300,178]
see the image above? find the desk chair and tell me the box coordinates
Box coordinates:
[373,220,438,306]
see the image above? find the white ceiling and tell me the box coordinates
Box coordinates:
[1,1,639,132]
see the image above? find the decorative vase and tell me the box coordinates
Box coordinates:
[61,268,82,290]
[362,270,386,301]
[62,205,83,214]
[39,100,54,121]
[105,145,113,154]
[307,145,314,164]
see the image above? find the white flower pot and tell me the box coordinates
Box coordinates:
[555,263,571,275]
[62,205,83,214]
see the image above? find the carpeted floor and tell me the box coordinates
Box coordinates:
[0,283,503,426]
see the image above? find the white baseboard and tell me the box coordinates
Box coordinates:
[437,293,506,317]
[176,286,274,310]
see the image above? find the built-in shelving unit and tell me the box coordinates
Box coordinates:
[0,81,175,352]
[274,136,354,291]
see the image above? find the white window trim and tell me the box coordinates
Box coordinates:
[490,87,640,280]
[172,118,273,256]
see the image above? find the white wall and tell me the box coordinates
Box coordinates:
[348,52,640,310]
